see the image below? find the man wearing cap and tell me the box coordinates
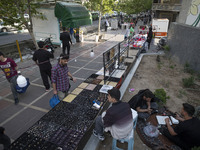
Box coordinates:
[93,88,133,141]
[0,51,19,104]
[51,53,76,100]
[33,41,54,91]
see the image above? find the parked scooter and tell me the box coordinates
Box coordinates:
[157,37,167,51]
[40,37,56,53]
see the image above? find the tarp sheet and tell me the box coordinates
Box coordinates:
[55,2,92,28]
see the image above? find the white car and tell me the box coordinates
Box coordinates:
[24,14,29,19]
[0,21,13,32]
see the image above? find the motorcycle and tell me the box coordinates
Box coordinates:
[40,37,57,53]
[156,37,167,51]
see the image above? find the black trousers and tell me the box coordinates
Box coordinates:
[162,128,190,150]
[63,43,70,55]
[40,68,51,90]
[147,38,152,49]
[105,26,107,32]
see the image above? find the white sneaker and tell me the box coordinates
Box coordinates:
[93,130,105,141]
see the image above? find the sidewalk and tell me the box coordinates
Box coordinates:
[0,28,126,149]
[0,27,158,150]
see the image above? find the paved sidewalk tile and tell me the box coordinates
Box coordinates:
[84,62,103,70]
[73,68,97,79]
[69,78,84,92]
[32,91,53,110]
[6,84,46,104]
[3,108,45,140]
[0,29,126,145]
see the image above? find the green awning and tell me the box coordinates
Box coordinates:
[54,2,92,28]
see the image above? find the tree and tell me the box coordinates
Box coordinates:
[0,0,45,49]
[118,0,152,15]
[83,0,116,37]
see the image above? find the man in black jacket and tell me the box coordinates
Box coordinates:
[33,41,54,91]
[147,26,153,49]
[60,27,72,55]
[128,89,158,119]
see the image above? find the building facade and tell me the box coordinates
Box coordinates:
[152,0,200,27]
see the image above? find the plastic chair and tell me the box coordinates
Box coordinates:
[112,109,138,150]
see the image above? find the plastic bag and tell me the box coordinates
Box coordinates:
[49,95,60,108]
[143,124,159,138]
[16,78,30,93]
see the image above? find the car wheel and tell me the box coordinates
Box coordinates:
[2,28,8,32]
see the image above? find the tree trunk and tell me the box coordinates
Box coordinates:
[98,12,102,36]
[27,0,38,50]
[27,25,38,50]
[30,31,38,50]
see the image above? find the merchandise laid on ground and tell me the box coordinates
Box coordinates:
[9,73,121,150]
[9,36,141,150]
[129,34,147,49]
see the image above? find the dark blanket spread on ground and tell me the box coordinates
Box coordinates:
[136,116,182,150]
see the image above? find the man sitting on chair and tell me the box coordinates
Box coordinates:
[93,88,133,141]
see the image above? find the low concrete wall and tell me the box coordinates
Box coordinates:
[168,22,200,72]
[0,40,35,59]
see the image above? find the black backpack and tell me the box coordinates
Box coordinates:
[128,89,150,110]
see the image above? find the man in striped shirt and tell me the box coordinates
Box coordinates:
[51,54,76,100]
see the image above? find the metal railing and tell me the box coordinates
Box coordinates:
[102,37,132,84]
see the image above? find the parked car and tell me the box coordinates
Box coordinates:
[0,20,15,32]
[24,14,29,19]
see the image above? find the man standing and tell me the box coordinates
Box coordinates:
[51,54,76,100]
[60,27,72,55]
[0,52,19,104]
[164,103,200,150]
[32,41,54,91]
[147,26,153,49]
[93,88,133,141]
[105,19,109,32]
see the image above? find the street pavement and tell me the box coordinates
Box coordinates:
[0,25,158,150]
[0,28,126,149]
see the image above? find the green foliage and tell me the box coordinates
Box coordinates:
[157,62,163,70]
[83,0,115,15]
[192,146,200,150]
[163,45,170,51]
[91,13,99,21]
[154,89,169,104]
[169,65,174,69]
[0,0,44,32]
[182,76,195,88]
[184,62,195,75]
[118,0,152,15]
[177,89,186,98]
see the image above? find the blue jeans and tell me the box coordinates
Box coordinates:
[94,116,104,135]
[8,75,18,101]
